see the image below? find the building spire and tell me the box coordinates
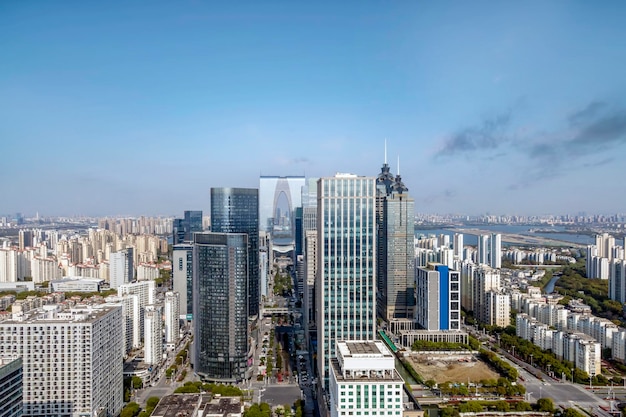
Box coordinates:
[397,155,400,175]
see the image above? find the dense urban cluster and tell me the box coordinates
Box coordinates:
[0,161,625,417]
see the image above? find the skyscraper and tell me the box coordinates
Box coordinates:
[172,210,204,244]
[317,174,377,389]
[193,233,249,382]
[211,187,259,318]
[376,159,415,321]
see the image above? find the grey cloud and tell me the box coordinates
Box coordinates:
[436,112,511,157]
[569,110,626,147]
[568,101,607,126]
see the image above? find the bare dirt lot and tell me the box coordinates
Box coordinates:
[406,353,500,384]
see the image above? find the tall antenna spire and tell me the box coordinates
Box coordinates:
[397,155,400,175]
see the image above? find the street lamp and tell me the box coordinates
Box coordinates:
[530,353,534,367]
[572,368,575,384]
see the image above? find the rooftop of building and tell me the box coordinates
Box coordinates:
[202,396,243,416]
[0,303,120,324]
[330,357,403,382]
[337,341,394,359]
[150,394,201,417]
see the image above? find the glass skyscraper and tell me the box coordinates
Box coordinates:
[210,188,260,317]
[376,161,415,321]
[173,210,203,244]
[316,174,377,390]
[193,232,249,382]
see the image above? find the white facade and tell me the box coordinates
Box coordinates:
[164,291,180,348]
[118,280,155,346]
[144,304,163,365]
[110,248,134,289]
[485,290,510,327]
[330,341,404,417]
[0,305,124,417]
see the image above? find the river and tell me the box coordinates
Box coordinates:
[544,274,561,294]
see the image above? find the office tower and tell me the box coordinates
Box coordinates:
[211,187,259,318]
[489,233,502,269]
[193,233,249,382]
[329,341,404,417]
[184,210,203,240]
[144,304,164,365]
[259,175,306,236]
[453,233,464,260]
[165,291,181,348]
[415,263,461,331]
[376,158,415,321]
[110,247,134,289]
[0,305,124,417]
[317,174,377,389]
[259,231,271,299]
[173,211,204,244]
[0,357,22,417]
[173,244,194,319]
[477,234,489,265]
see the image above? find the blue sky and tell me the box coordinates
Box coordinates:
[2,1,625,217]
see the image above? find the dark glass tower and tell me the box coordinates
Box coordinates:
[173,210,203,244]
[193,232,249,382]
[210,188,260,318]
[376,161,415,321]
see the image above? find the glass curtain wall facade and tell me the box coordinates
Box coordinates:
[173,244,193,319]
[316,174,377,390]
[210,188,259,318]
[193,233,248,382]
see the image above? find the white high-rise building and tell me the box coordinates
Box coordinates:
[144,304,163,365]
[477,234,489,265]
[490,233,502,269]
[485,290,511,327]
[0,304,124,417]
[473,266,501,324]
[172,244,193,320]
[329,341,404,417]
[106,294,141,353]
[110,248,134,289]
[317,174,377,390]
[118,280,155,344]
[453,233,464,260]
[164,291,180,349]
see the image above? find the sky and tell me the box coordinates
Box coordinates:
[1,1,626,217]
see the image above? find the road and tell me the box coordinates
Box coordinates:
[503,350,615,417]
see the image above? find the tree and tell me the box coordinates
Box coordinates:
[132,376,143,390]
[494,401,510,412]
[147,397,160,408]
[458,402,483,413]
[536,398,555,413]
[514,402,533,411]
[120,402,140,417]
[424,379,437,389]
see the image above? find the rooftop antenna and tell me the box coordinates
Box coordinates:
[384,138,387,164]
[397,155,400,175]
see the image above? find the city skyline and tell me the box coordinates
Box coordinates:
[2,2,626,216]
